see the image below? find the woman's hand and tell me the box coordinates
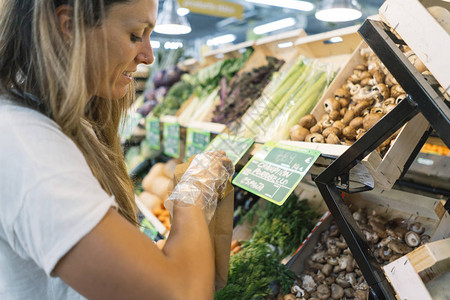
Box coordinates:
[164,151,234,224]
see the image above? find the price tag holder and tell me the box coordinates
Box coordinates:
[205,133,254,165]
[163,122,180,158]
[185,128,211,161]
[232,141,320,206]
[145,117,160,150]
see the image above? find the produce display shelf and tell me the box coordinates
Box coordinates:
[314,18,450,300]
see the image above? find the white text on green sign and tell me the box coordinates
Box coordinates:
[146,117,160,150]
[232,142,320,205]
[163,122,180,158]
[185,128,210,161]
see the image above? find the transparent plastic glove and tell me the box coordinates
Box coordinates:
[164,151,234,224]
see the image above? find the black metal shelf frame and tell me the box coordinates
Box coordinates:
[314,19,450,300]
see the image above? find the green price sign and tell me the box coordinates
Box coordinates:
[205,133,254,165]
[163,122,180,158]
[185,128,210,161]
[232,142,320,206]
[145,117,160,150]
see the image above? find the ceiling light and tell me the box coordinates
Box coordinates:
[253,18,296,35]
[150,40,161,48]
[177,7,190,16]
[315,0,362,22]
[164,41,183,49]
[207,34,236,46]
[278,41,294,48]
[155,0,191,35]
[246,0,314,12]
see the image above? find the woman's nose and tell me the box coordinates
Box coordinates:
[136,38,154,65]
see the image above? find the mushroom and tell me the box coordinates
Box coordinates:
[341,138,355,146]
[347,83,362,96]
[421,234,430,245]
[349,117,364,129]
[332,120,347,131]
[315,271,325,283]
[354,64,367,71]
[311,251,327,263]
[348,72,361,84]
[324,98,341,114]
[385,73,398,86]
[316,284,330,299]
[409,222,425,235]
[342,126,357,140]
[325,275,336,286]
[363,113,382,131]
[356,128,366,140]
[370,106,384,115]
[360,77,371,86]
[335,239,348,250]
[352,86,375,103]
[405,231,420,247]
[391,84,405,98]
[335,274,351,288]
[352,209,366,223]
[378,247,393,261]
[369,220,387,238]
[354,289,369,300]
[328,246,341,258]
[329,110,341,121]
[326,256,339,266]
[389,253,403,263]
[344,288,355,298]
[339,255,354,272]
[322,126,341,138]
[322,264,333,276]
[331,284,344,299]
[383,103,397,114]
[388,240,412,254]
[340,107,348,117]
[345,272,357,287]
[306,133,325,143]
[369,70,386,85]
[290,125,310,141]
[326,133,341,144]
[307,259,325,270]
[321,119,334,129]
[339,97,350,108]
[372,83,390,99]
[362,229,379,243]
[283,294,296,300]
[360,47,372,59]
[395,94,406,104]
[360,71,372,81]
[298,114,317,129]
[291,285,307,298]
[353,100,371,116]
[341,109,355,124]
[309,124,323,134]
[335,88,350,100]
[300,274,317,293]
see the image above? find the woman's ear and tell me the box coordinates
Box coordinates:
[55,5,74,41]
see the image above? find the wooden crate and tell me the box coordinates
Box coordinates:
[288,41,431,190]
[294,25,362,71]
[286,187,450,288]
[202,40,255,67]
[379,0,450,93]
[383,238,450,300]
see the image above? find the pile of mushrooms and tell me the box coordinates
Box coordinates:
[289,46,423,156]
[279,209,429,300]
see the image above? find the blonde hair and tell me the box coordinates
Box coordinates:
[0,0,138,224]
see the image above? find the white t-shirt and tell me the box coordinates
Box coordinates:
[0,99,117,299]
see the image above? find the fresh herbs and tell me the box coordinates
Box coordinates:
[214,241,296,300]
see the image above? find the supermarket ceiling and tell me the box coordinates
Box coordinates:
[152,0,385,50]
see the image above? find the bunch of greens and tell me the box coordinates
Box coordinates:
[153,48,253,118]
[152,78,194,117]
[214,241,296,300]
[249,194,320,258]
[212,56,284,126]
[216,194,320,299]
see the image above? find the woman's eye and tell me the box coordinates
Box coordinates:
[130,33,143,43]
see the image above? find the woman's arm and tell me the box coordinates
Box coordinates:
[54,205,214,300]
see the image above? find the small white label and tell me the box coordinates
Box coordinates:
[417,157,434,166]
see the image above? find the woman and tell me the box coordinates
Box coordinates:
[0,0,233,299]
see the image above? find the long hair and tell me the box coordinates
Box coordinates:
[0,0,138,225]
